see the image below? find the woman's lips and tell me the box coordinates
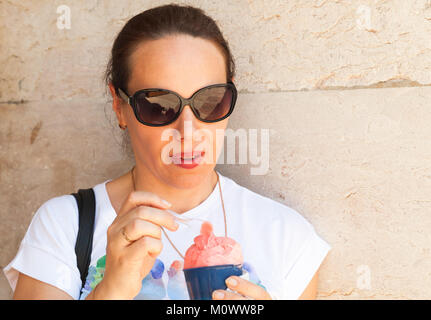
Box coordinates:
[171,151,205,168]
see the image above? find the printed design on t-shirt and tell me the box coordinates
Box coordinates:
[166,260,189,299]
[80,254,265,300]
[134,258,169,299]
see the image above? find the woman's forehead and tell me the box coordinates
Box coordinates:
[127,34,227,95]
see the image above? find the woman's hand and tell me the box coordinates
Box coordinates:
[212,276,272,300]
[94,191,179,300]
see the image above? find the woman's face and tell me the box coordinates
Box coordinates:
[111,34,231,189]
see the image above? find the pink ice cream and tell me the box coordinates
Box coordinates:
[184,221,243,269]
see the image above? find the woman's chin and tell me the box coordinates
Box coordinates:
[163,165,214,188]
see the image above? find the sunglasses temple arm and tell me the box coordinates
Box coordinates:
[117,88,131,105]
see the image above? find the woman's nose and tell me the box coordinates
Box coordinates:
[172,105,202,142]
[175,104,198,126]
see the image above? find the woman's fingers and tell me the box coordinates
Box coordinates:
[212,290,248,300]
[111,204,178,234]
[117,191,172,217]
[133,206,179,231]
[129,235,164,259]
[109,206,179,249]
[223,276,272,300]
[114,205,179,232]
[121,219,162,243]
[212,277,273,300]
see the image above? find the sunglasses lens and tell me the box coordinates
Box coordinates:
[135,91,180,125]
[194,86,234,121]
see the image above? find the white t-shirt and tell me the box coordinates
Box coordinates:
[3,171,331,300]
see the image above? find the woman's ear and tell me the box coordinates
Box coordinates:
[108,82,127,126]
[108,82,116,98]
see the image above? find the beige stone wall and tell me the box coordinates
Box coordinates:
[1,0,431,299]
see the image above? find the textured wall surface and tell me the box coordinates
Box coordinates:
[1,0,431,299]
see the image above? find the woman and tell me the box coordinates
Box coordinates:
[4,4,330,300]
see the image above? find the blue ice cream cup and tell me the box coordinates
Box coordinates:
[183,264,243,300]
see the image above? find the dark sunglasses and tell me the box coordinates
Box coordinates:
[117,81,238,127]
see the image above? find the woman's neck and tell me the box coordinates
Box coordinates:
[132,165,218,214]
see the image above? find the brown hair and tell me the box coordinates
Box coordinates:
[104,3,236,95]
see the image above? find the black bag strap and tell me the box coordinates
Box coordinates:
[71,188,96,291]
